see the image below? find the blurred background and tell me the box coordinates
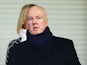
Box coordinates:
[0,0,87,65]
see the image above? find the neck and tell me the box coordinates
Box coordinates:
[27,27,53,49]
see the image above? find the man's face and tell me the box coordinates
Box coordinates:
[26,6,48,35]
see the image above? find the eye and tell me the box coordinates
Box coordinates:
[36,16,42,19]
[27,17,33,21]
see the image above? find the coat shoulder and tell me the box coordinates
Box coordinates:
[53,36,73,43]
[8,38,21,50]
[52,36,74,47]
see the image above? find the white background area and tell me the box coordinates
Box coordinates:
[0,0,87,65]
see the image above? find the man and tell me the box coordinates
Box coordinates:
[6,4,81,65]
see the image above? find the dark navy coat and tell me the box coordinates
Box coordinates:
[6,36,81,65]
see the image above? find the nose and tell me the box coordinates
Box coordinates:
[33,18,38,25]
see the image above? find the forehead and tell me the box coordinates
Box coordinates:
[28,6,45,17]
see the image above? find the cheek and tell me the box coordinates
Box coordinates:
[43,21,47,27]
[25,22,32,29]
[41,22,47,29]
[28,22,33,26]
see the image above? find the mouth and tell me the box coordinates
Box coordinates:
[33,27,39,31]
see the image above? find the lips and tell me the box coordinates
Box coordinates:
[33,27,39,31]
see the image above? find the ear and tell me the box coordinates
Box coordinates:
[45,18,48,26]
